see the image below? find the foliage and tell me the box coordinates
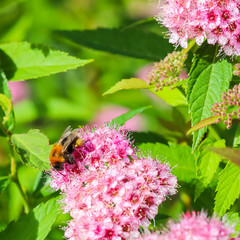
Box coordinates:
[0,0,239,239]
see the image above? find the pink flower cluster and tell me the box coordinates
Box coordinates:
[49,125,177,240]
[139,212,240,240]
[157,0,240,56]
[146,51,187,91]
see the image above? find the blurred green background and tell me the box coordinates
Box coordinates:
[0,1,194,239]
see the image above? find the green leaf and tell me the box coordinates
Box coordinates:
[111,105,152,126]
[168,142,197,182]
[188,60,232,150]
[214,163,240,216]
[103,78,186,106]
[0,42,93,81]
[103,78,150,96]
[150,87,187,106]
[187,43,217,100]
[11,129,52,171]
[210,147,240,167]
[55,28,174,61]
[0,70,15,135]
[0,176,10,193]
[139,142,197,183]
[195,139,225,200]
[0,197,60,240]
[233,124,240,147]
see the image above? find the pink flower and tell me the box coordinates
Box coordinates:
[138,233,161,240]
[49,125,177,240]
[138,211,240,240]
[62,158,177,240]
[157,0,240,56]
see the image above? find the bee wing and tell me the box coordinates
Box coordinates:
[62,128,80,151]
[58,126,72,144]
[62,126,72,136]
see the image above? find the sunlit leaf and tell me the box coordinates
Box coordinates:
[103,78,186,106]
[0,42,93,81]
[55,28,174,61]
[103,78,150,96]
[12,129,52,170]
[150,87,187,106]
[214,163,240,216]
[0,197,60,240]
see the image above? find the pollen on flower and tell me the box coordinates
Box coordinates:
[138,211,240,240]
[211,84,240,129]
[157,0,240,56]
[146,51,188,91]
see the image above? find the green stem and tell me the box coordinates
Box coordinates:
[9,139,30,214]
[181,39,196,55]
[212,45,219,64]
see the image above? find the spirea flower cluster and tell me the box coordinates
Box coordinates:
[138,212,240,240]
[211,83,240,129]
[147,51,187,91]
[49,125,177,240]
[157,0,240,56]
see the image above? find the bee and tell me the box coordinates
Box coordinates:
[49,126,85,171]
